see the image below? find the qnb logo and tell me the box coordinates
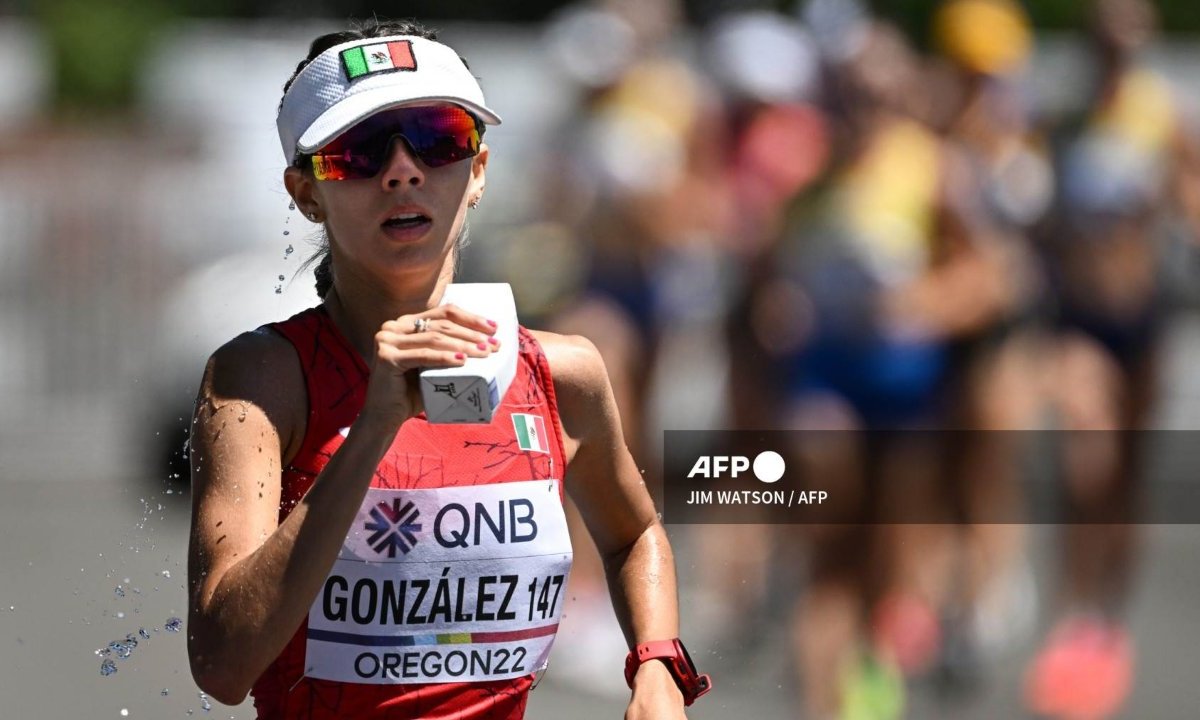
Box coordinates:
[365,499,423,557]
[687,451,786,483]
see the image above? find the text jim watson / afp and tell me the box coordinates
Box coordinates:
[685,489,829,506]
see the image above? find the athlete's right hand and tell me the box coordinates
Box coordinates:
[359,304,499,429]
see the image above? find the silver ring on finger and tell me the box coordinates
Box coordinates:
[412,317,431,334]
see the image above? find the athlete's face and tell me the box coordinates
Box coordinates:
[285,104,488,288]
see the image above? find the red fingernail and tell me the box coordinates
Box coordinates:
[455,353,465,360]
[487,319,498,328]
[488,337,499,346]
[476,342,487,350]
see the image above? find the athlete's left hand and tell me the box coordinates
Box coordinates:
[625,661,687,720]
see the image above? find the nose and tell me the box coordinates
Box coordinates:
[379,134,425,189]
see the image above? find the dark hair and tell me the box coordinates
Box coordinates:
[285,18,472,299]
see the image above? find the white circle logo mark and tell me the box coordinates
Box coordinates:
[752,451,786,483]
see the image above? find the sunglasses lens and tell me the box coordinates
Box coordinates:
[310,105,482,180]
[399,106,482,167]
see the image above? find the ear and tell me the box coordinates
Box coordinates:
[468,143,489,203]
[284,166,322,221]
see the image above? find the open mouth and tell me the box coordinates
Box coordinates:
[382,213,431,230]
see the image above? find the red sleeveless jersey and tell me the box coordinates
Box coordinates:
[252,306,572,720]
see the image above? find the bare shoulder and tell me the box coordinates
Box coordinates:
[528,330,618,448]
[530,330,608,398]
[199,326,306,462]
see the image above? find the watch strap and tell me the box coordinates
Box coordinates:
[624,638,713,706]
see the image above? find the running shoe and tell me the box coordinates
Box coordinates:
[840,650,906,720]
[872,592,942,676]
[1023,615,1134,720]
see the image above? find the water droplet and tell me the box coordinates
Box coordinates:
[274,285,283,294]
[120,709,129,717]
[285,244,294,256]
[161,688,170,696]
[278,275,285,282]
[124,633,139,649]
[100,659,117,676]
[114,586,125,598]
[139,627,151,640]
[287,200,296,211]
[165,617,183,633]
[7,606,13,611]
[161,570,171,579]
[201,699,211,712]
[116,611,125,619]
[283,230,290,236]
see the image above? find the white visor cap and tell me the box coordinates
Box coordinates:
[277,34,502,163]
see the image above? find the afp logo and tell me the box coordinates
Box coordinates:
[687,451,786,483]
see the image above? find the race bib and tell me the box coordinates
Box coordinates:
[304,480,573,684]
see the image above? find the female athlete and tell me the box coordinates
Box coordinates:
[185,19,707,720]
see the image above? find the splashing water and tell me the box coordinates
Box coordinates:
[100,659,117,676]
[164,617,183,633]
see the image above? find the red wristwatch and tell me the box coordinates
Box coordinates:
[624,638,712,706]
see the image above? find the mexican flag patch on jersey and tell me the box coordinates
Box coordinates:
[512,414,549,454]
[341,40,416,80]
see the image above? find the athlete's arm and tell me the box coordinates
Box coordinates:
[536,331,687,718]
[186,329,396,705]
[188,307,496,705]
[1170,118,1200,241]
[881,144,1021,338]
